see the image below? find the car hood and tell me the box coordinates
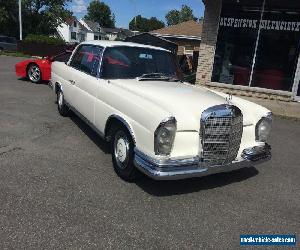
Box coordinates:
[110,79,257,131]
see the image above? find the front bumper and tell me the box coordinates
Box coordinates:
[134,144,271,180]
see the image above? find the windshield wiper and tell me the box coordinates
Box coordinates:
[137,73,182,82]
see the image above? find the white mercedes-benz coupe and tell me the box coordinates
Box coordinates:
[50,41,272,181]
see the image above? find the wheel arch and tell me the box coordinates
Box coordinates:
[26,62,37,73]
[26,62,42,79]
[26,62,34,75]
[105,115,136,145]
[54,82,63,94]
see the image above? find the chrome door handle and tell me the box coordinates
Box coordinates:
[69,80,75,85]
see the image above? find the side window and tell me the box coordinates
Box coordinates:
[53,52,72,63]
[70,45,103,76]
[71,32,77,40]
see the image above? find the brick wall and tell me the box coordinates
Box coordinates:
[208,84,292,102]
[196,0,222,85]
[165,37,201,55]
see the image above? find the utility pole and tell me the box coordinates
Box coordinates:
[130,0,137,28]
[19,0,23,40]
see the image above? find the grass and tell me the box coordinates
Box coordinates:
[0,51,31,58]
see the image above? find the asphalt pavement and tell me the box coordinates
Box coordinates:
[0,55,299,249]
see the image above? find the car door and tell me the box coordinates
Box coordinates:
[63,46,83,107]
[68,44,103,123]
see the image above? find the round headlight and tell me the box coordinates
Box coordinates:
[255,114,272,142]
[154,117,176,155]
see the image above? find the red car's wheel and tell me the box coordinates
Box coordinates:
[27,63,41,83]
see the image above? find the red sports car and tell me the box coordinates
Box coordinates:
[15,50,72,83]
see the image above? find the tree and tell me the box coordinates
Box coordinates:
[165,10,180,26]
[85,0,115,28]
[0,0,72,38]
[148,17,165,31]
[165,5,196,26]
[129,15,164,32]
[0,0,19,37]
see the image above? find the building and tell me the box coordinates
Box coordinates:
[196,0,300,102]
[150,20,202,55]
[79,19,106,41]
[125,33,178,54]
[56,16,88,43]
[102,28,134,41]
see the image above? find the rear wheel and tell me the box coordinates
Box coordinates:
[57,89,70,117]
[27,63,41,83]
[111,125,138,182]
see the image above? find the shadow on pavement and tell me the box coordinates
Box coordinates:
[135,167,259,196]
[70,113,111,155]
[67,108,259,196]
[17,77,49,85]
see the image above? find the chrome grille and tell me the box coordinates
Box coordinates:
[201,105,243,166]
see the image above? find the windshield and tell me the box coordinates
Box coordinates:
[101,46,183,80]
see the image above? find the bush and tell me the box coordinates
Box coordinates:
[24,34,65,45]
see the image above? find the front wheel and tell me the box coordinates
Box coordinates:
[57,90,70,117]
[111,126,138,182]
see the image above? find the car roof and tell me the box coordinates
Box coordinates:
[80,40,170,52]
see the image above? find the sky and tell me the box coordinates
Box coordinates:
[68,0,205,28]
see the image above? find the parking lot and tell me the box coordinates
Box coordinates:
[0,55,299,249]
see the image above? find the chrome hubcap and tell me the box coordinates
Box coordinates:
[28,65,40,82]
[114,131,130,169]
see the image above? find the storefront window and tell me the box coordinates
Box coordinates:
[212,0,262,85]
[212,24,258,85]
[212,0,300,92]
[251,0,300,91]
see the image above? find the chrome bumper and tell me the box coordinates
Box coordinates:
[134,144,271,180]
